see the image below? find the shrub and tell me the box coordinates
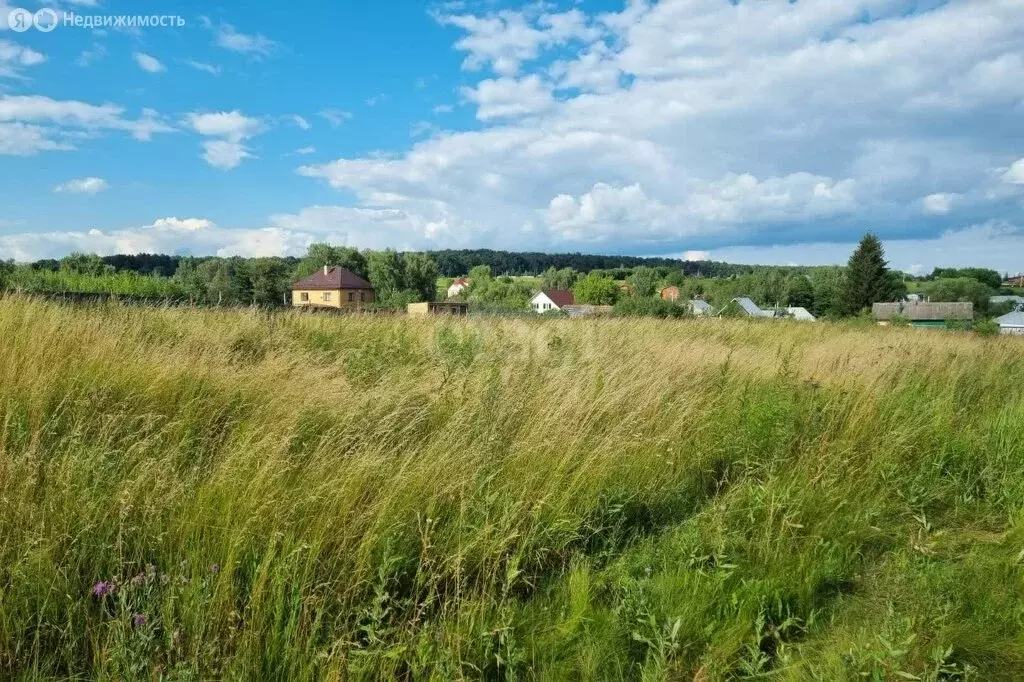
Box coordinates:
[973,319,1000,337]
[612,297,690,318]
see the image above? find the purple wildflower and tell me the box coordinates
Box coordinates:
[132,614,148,628]
[92,581,112,597]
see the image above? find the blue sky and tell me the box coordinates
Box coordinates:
[1,0,1023,273]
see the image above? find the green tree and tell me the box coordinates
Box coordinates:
[366,249,406,303]
[248,258,292,305]
[403,252,439,303]
[541,266,579,291]
[573,273,619,305]
[626,266,659,298]
[0,260,13,290]
[296,244,368,280]
[785,275,815,309]
[842,233,898,315]
[809,266,847,318]
[60,253,111,277]
[924,277,993,316]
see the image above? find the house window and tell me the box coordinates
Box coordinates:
[300,292,309,302]
[348,291,355,302]
[360,292,365,302]
[322,292,331,302]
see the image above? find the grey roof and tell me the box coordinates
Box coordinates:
[996,311,1024,327]
[991,295,1024,304]
[872,301,973,321]
[786,307,816,321]
[733,297,771,317]
[691,299,713,314]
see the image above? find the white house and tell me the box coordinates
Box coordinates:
[531,289,575,313]
[996,310,1024,335]
[447,277,470,298]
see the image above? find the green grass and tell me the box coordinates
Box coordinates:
[1,295,1023,680]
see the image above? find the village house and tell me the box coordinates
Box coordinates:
[292,266,375,309]
[872,301,973,327]
[447,277,470,298]
[1002,275,1024,288]
[660,286,680,302]
[531,289,575,313]
[785,307,817,321]
[995,310,1024,335]
[991,295,1024,309]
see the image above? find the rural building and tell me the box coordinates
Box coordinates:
[729,297,775,318]
[292,266,374,309]
[407,301,470,316]
[447,278,470,298]
[996,311,1024,335]
[786,307,816,321]
[905,293,923,302]
[531,289,575,313]
[1002,275,1024,288]
[872,301,973,327]
[660,286,680,302]
[691,299,713,316]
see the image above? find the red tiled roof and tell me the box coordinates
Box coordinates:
[452,278,470,286]
[293,267,373,291]
[541,289,575,307]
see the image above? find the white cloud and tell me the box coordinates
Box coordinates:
[291,114,311,130]
[435,8,601,75]
[319,108,352,127]
[185,110,263,141]
[0,95,173,153]
[185,59,220,75]
[922,192,957,215]
[1004,158,1024,185]
[54,177,108,194]
[200,140,253,170]
[295,145,316,155]
[683,251,710,262]
[0,217,310,261]
[291,0,1024,257]
[366,94,386,106]
[133,53,164,73]
[461,75,554,120]
[202,17,276,56]
[0,39,44,78]
[433,103,454,114]
[185,110,264,170]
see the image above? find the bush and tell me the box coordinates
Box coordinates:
[612,297,690,318]
[944,319,972,332]
[890,314,911,328]
[973,319,1000,337]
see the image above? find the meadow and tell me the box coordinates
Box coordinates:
[1,295,1023,680]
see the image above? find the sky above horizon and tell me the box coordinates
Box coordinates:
[1,0,1023,274]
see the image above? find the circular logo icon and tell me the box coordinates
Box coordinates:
[33,7,59,32]
[7,7,33,32]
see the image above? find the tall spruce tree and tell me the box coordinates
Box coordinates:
[842,233,897,315]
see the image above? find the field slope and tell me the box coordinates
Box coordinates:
[1,296,1023,680]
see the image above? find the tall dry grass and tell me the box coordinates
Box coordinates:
[1,295,1023,680]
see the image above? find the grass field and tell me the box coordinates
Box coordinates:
[1,295,1023,680]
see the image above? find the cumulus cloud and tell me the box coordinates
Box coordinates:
[133,52,164,73]
[461,75,554,120]
[291,0,1024,257]
[53,177,108,194]
[0,217,308,262]
[185,110,264,169]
